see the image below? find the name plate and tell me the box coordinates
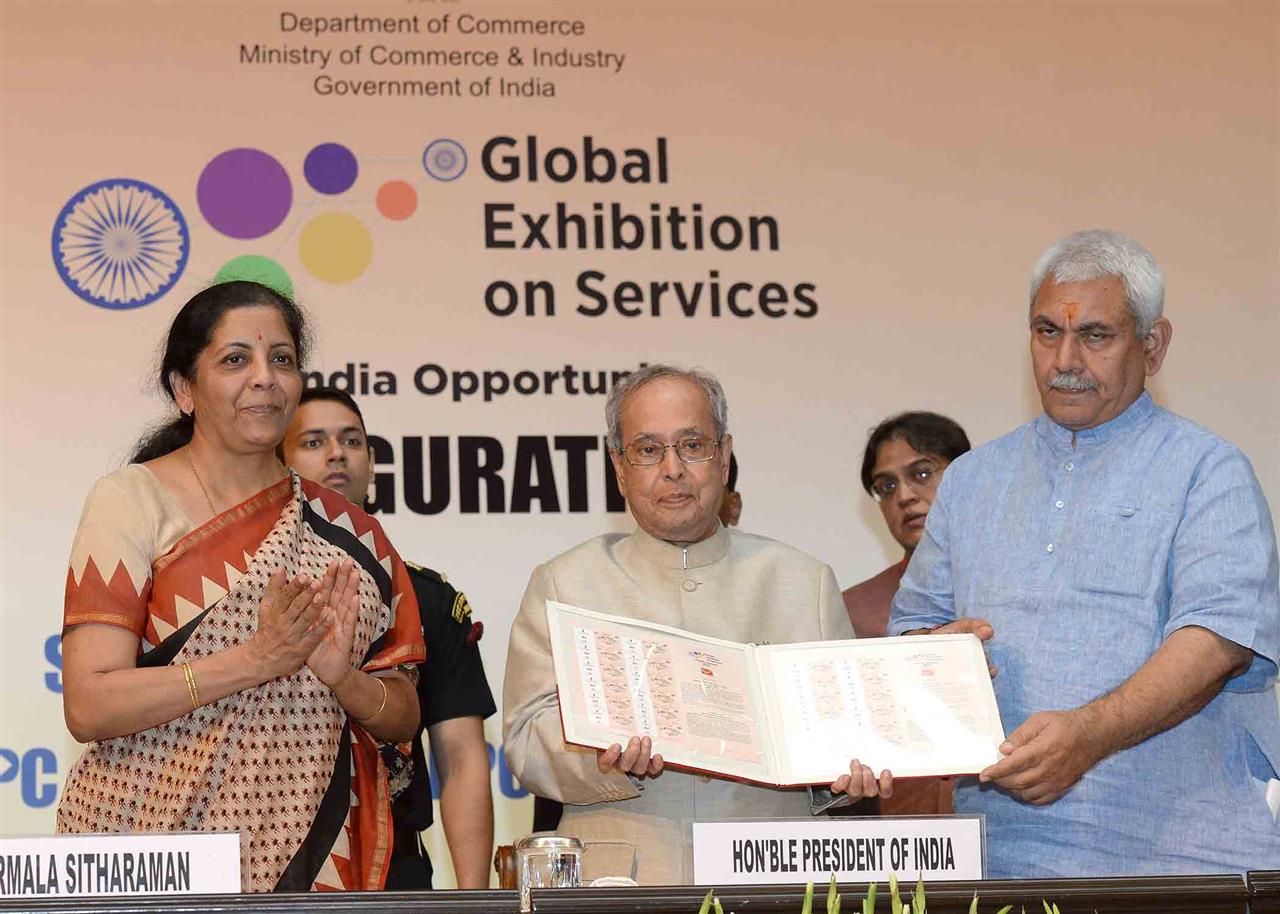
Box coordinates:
[0,833,241,898]
[693,817,984,885]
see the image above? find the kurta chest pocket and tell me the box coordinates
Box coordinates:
[1074,503,1176,599]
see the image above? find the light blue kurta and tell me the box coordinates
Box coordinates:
[891,392,1280,877]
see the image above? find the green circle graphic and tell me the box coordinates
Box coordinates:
[214,254,294,300]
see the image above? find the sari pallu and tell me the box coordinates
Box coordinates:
[57,471,425,892]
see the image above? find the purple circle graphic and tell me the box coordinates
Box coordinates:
[304,143,358,194]
[197,149,292,239]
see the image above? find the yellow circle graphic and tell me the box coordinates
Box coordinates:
[298,212,372,284]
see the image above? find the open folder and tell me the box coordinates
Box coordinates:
[546,600,1006,787]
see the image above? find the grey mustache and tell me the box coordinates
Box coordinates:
[1049,372,1097,392]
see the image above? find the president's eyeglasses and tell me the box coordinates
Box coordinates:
[616,436,722,467]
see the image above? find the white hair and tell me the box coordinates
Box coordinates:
[605,364,729,451]
[1030,229,1164,335]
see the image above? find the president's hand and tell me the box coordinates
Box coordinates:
[830,759,893,801]
[979,708,1105,805]
[598,735,664,779]
[905,617,997,678]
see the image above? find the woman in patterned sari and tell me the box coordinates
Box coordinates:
[57,281,425,892]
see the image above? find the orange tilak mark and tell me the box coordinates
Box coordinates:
[1065,304,1078,322]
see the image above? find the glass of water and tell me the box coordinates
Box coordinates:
[516,835,584,912]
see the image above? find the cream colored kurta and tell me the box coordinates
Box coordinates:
[502,524,852,885]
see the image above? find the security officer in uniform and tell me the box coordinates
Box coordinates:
[282,387,496,889]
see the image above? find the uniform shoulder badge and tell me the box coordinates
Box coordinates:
[454,592,483,644]
[451,590,472,623]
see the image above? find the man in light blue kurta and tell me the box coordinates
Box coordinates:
[891,230,1280,877]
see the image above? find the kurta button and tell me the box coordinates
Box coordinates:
[682,579,697,592]
[1065,462,1074,472]
[1120,507,1136,517]
[1055,500,1065,509]
[1046,543,1055,553]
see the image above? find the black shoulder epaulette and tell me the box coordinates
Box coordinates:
[405,561,473,624]
[404,560,447,584]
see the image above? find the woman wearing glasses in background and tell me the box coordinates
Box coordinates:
[840,410,971,818]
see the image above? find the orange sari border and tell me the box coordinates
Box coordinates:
[363,642,426,672]
[61,606,146,637]
[154,475,292,575]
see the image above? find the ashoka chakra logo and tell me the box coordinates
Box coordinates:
[52,178,190,309]
[422,139,467,182]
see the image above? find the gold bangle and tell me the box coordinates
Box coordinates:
[356,675,389,724]
[182,662,201,710]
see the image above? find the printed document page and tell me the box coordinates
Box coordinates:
[756,635,1005,781]
[546,601,776,784]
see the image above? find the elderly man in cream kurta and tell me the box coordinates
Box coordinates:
[503,365,886,885]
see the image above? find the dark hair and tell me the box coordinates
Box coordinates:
[726,452,739,491]
[130,281,308,463]
[298,387,367,434]
[859,412,971,494]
